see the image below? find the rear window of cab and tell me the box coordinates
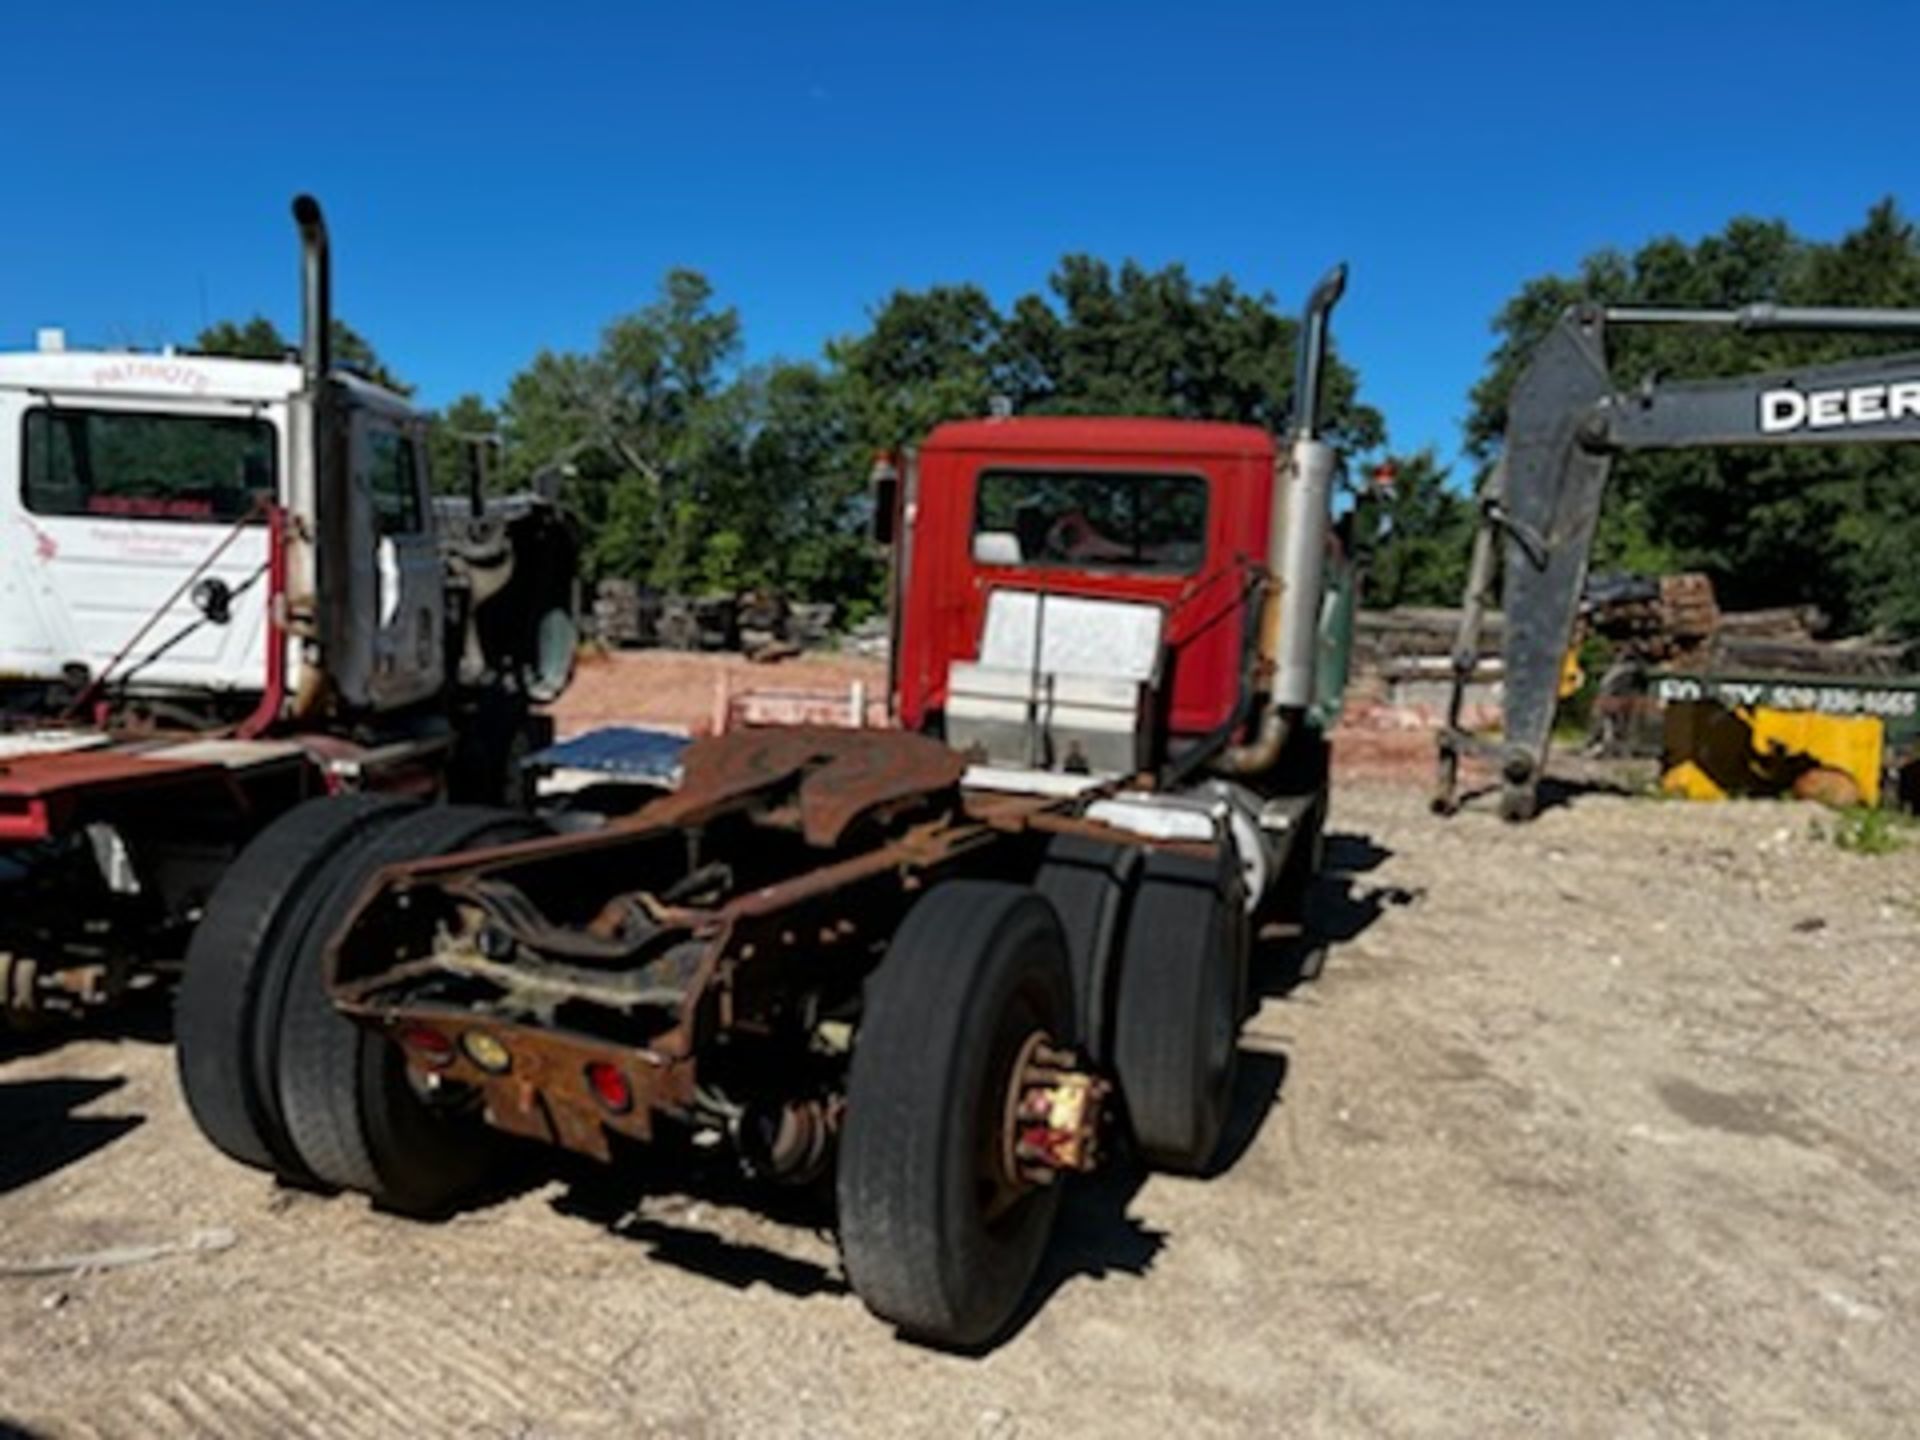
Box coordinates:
[23,407,276,523]
[971,468,1207,575]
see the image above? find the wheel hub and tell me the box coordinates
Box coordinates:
[1001,1031,1111,1187]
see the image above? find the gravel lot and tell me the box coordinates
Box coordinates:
[3,782,1917,1438]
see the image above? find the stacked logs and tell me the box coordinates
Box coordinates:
[1579,572,1719,666]
[589,580,841,658]
[1352,571,1911,708]
[1351,607,1504,683]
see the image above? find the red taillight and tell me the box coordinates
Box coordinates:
[585,1061,632,1113]
[397,1023,454,1068]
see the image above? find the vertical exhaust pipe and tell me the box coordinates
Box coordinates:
[1219,263,1348,776]
[292,194,331,386]
[284,194,335,715]
[1291,263,1346,442]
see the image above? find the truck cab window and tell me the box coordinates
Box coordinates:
[368,429,424,535]
[23,408,276,523]
[974,468,1207,574]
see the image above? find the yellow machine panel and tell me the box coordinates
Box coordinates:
[1661,701,1882,806]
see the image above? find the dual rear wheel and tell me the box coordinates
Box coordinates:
[839,856,1249,1347]
[176,799,542,1214]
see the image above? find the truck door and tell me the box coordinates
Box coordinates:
[349,414,444,709]
[1,395,276,696]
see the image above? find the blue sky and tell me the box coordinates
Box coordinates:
[1,2,1912,471]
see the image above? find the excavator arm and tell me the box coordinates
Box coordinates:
[1436,302,1920,819]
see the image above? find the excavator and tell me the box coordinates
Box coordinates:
[1434,300,1920,820]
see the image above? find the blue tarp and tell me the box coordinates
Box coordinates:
[525,726,689,784]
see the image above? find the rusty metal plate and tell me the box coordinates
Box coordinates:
[652,726,966,847]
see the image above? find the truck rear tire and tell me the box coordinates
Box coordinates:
[175,793,419,1181]
[838,881,1076,1349]
[274,806,547,1215]
[1113,853,1248,1174]
[1033,834,1137,1063]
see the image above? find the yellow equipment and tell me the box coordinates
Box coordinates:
[1661,701,1882,807]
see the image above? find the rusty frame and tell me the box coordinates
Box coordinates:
[324,727,1218,1163]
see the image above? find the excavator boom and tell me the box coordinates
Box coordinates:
[1436,302,1920,819]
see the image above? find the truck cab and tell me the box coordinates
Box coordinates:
[895,417,1279,750]
[883,274,1353,807]
[0,342,444,729]
[0,196,576,1027]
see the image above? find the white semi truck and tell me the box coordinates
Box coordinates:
[0,196,577,1023]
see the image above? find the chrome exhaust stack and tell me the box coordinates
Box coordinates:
[1220,263,1347,775]
[284,194,336,715]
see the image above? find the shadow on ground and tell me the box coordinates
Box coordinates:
[534,1048,1295,1349]
[983,1042,1290,1350]
[0,1076,144,1196]
[1451,766,1647,820]
[1257,829,1419,998]
[550,1134,847,1300]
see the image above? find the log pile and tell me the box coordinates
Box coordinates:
[1659,573,1720,643]
[654,596,699,652]
[590,579,656,648]
[1353,572,1914,705]
[589,581,843,657]
[736,591,789,654]
[1579,571,1719,665]
[1351,607,1504,683]
[1711,634,1912,677]
[788,603,837,648]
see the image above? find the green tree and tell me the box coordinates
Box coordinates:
[996,257,1382,449]
[1468,199,1920,633]
[193,315,289,362]
[498,270,748,589]
[1350,450,1474,608]
[828,284,1001,453]
[478,255,1386,617]
[834,258,1383,453]
[426,393,502,497]
[747,361,880,612]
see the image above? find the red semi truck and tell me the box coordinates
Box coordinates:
[176,267,1361,1348]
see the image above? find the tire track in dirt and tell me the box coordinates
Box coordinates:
[54,1294,633,1438]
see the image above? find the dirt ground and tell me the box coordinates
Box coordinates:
[4,778,1919,1438]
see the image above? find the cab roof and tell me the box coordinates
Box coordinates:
[923,415,1275,458]
[0,348,414,413]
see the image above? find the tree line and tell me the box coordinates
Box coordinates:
[195,261,1379,622]
[194,197,1920,636]
[1466,198,1920,636]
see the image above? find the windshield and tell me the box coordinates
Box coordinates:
[23,407,277,523]
[973,468,1208,574]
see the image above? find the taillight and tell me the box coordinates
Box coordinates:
[585,1061,632,1113]
[396,1024,454,1068]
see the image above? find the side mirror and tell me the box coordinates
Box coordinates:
[869,454,900,547]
